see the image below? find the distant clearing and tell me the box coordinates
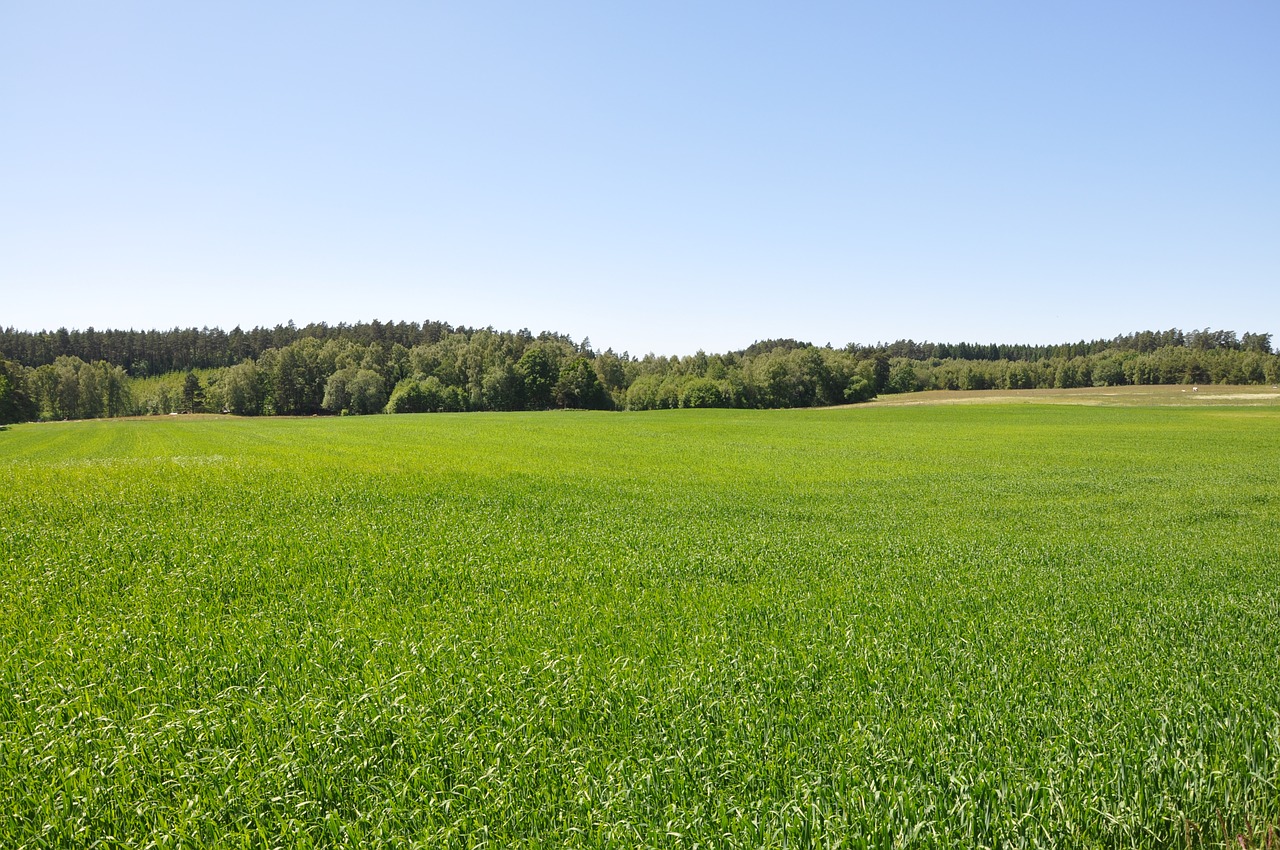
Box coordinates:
[867,383,1280,408]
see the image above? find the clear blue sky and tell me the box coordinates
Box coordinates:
[3,2,1277,356]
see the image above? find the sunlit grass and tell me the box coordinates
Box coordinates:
[2,405,1278,847]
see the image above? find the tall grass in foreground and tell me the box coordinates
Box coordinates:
[1,406,1278,848]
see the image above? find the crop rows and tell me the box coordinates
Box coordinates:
[2,406,1278,847]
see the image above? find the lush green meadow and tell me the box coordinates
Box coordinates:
[2,403,1278,848]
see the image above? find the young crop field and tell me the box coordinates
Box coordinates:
[2,403,1278,848]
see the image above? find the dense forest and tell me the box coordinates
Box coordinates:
[0,322,1276,424]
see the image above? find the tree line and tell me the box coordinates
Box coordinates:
[886,345,1279,393]
[0,323,1276,424]
[870,328,1274,363]
[0,320,463,376]
[1,322,1272,375]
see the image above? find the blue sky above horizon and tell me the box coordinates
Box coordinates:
[2,2,1277,356]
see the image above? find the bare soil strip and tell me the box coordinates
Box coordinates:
[864,384,1280,408]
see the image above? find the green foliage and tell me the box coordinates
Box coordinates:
[181,371,204,413]
[322,367,386,415]
[24,356,131,420]
[870,353,890,392]
[218,359,266,415]
[554,357,611,409]
[886,360,921,394]
[480,364,524,411]
[1,407,1278,846]
[678,376,725,408]
[517,344,559,410]
[386,375,465,413]
[262,337,329,415]
[843,375,874,402]
[0,360,36,425]
[5,323,1280,425]
[129,370,201,416]
[346,370,387,415]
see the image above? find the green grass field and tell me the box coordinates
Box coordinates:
[2,403,1278,848]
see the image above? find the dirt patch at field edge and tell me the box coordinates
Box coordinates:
[861,385,1280,408]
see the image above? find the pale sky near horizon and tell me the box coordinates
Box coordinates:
[2,2,1277,356]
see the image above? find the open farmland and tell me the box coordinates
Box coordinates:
[866,383,1280,409]
[2,404,1278,848]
